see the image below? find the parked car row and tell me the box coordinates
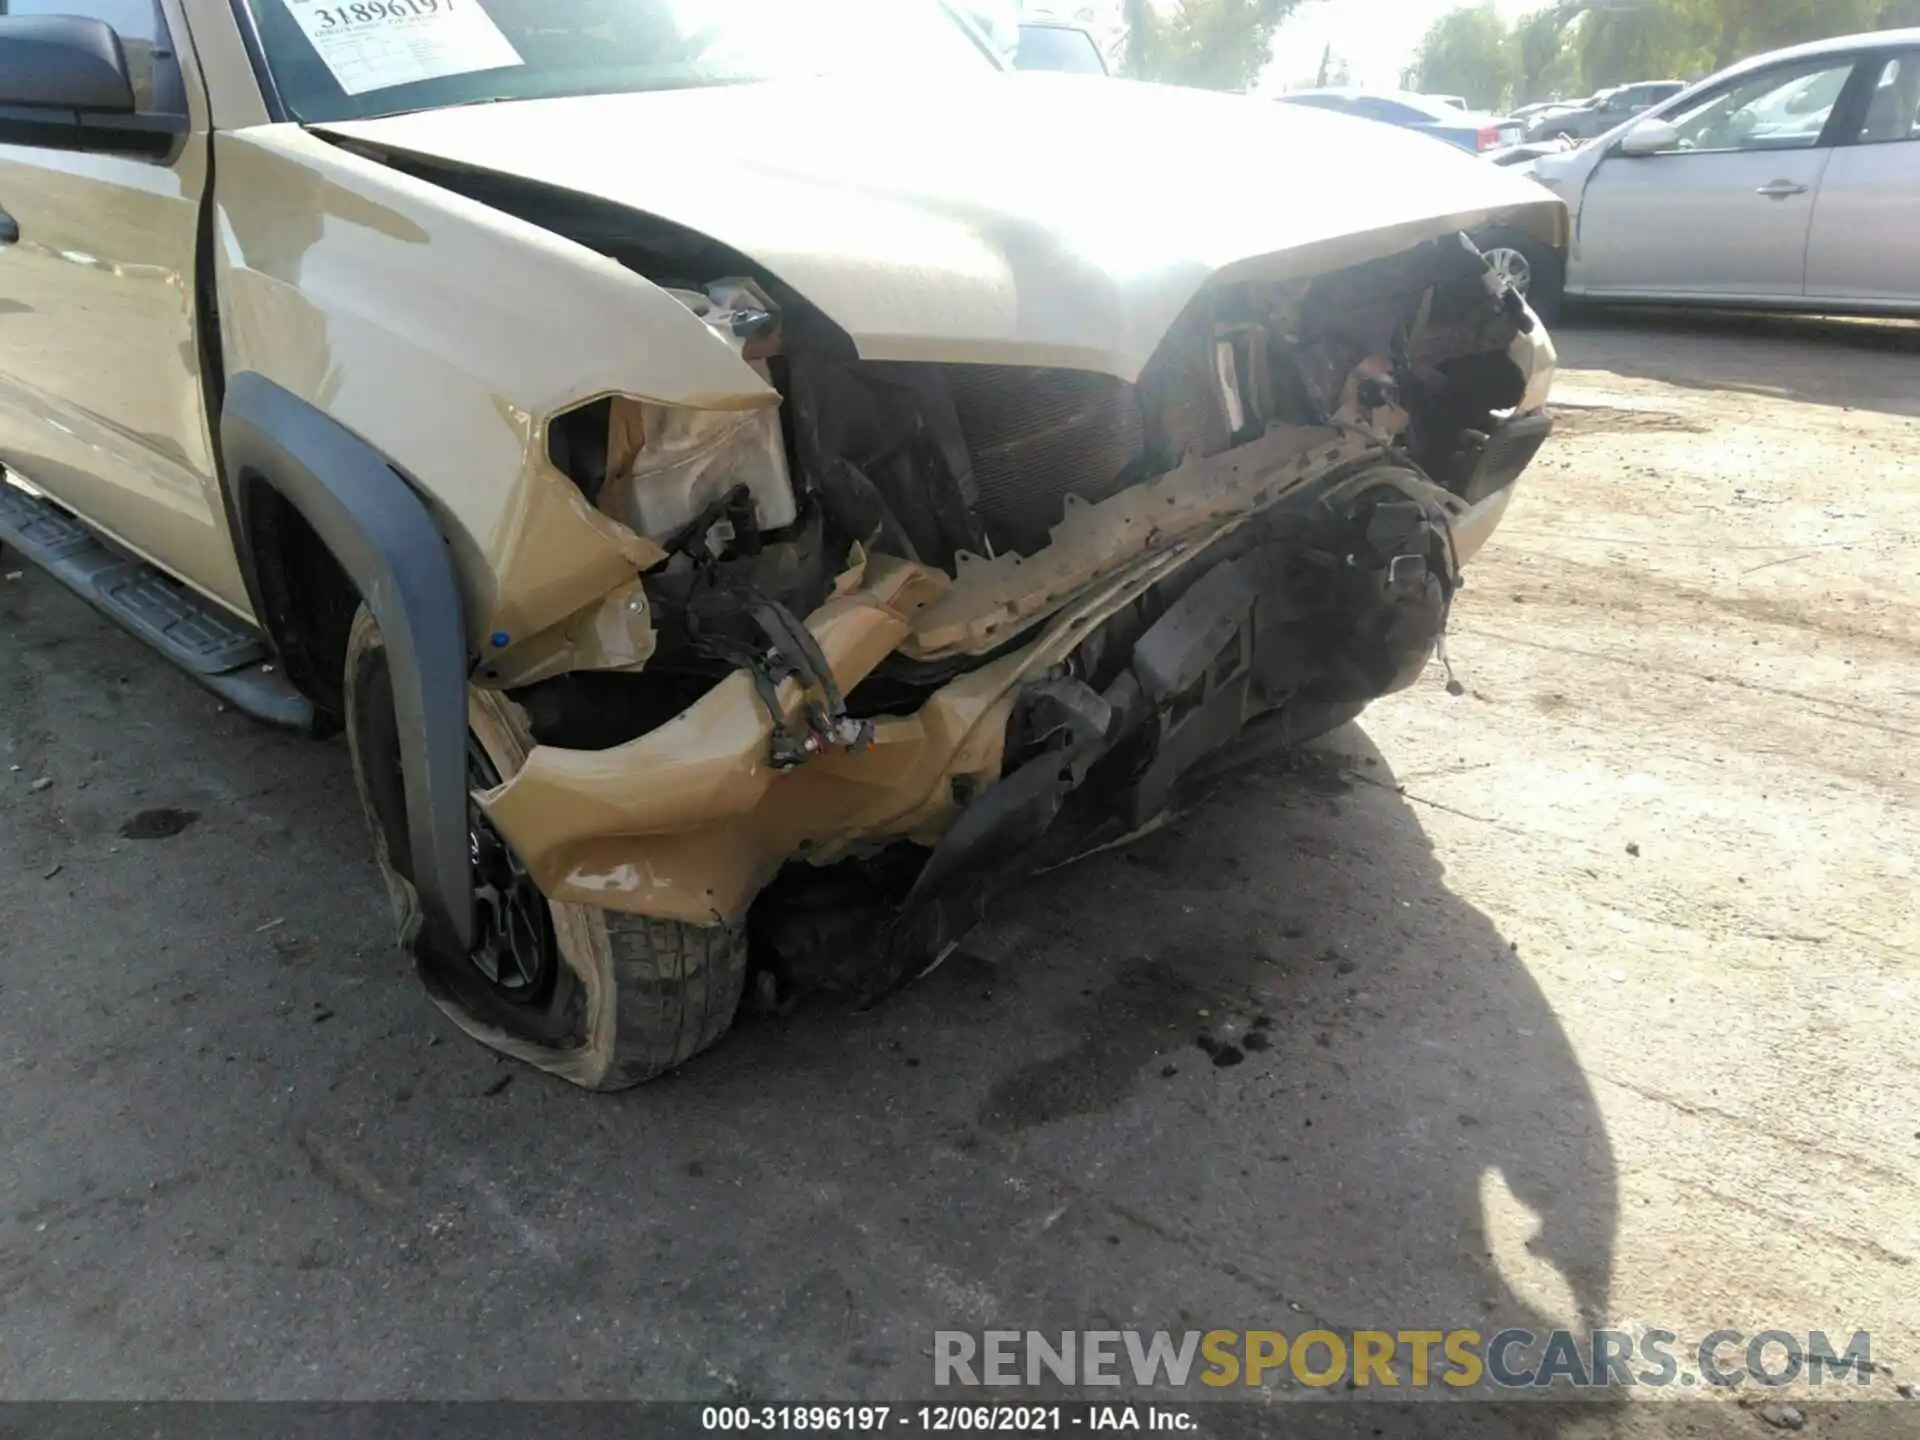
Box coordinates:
[1272,78,1686,156]
[1523,81,1688,141]
[1510,27,1920,320]
[1277,88,1524,152]
[1267,28,1917,324]
[972,12,1685,159]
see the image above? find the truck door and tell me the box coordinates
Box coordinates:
[0,0,249,615]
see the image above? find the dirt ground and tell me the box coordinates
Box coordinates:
[1,314,1916,1436]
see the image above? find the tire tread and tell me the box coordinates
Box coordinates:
[603,914,750,1088]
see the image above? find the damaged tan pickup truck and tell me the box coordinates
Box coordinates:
[0,0,1562,1089]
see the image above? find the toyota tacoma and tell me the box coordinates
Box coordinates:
[0,0,1562,1089]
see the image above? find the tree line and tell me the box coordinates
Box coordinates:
[1119,0,1302,91]
[1107,0,1919,99]
[1403,0,1920,112]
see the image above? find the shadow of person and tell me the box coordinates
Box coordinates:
[10,574,1620,1420]
[553,715,1622,1421]
[962,717,1622,1370]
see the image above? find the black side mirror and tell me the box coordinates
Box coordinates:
[0,15,136,113]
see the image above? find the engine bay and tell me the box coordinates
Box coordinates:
[409,170,1564,998]
[525,229,1546,765]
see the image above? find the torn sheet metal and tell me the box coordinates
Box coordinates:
[476,578,659,690]
[600,397,795,543]
[479,555,970,923]
[214,127,772,654]
[598,280,796,545]
[481,455,670,661]
[898,424,1379,661]
[476,423,1388,924]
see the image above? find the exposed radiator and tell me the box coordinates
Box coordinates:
[946,366,1145,554]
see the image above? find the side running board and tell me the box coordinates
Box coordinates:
[0,475,318,733]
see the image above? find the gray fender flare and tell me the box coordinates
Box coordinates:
[221,372,473,955]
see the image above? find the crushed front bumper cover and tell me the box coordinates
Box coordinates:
[478,411,1544,986]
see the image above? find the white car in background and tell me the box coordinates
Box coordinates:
[1487,27,1920,318]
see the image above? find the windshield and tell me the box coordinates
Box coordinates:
[1015,25,1106,75]
[243,0,998,123]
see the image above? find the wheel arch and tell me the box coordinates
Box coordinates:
[221,371,474,955]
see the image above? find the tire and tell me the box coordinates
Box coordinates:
[342,606,747,1091]
[1477,226,1565,326]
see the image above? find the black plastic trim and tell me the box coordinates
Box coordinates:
[0,103,188,157]
[189,131,279,644]
[221,372,473,955]
[0,14,133,111]
[0,474,318,733]
[1463,411,1554,505]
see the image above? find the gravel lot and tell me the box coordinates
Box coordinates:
[1,315,1916,1434]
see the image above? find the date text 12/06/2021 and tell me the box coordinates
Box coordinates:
[702,1407,1194,1432]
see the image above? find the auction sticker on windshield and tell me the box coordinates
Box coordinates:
[283,0,523,96]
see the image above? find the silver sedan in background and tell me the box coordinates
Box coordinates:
[1482,28,1920,319]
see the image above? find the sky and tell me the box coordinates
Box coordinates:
[1266,0,1552,89]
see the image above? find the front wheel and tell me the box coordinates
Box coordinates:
[342,607,748,1091]
[1477,226,1565,325]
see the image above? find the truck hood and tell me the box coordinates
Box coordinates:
[318,73,1562,381]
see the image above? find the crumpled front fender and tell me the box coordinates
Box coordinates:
[477,423,1394,924]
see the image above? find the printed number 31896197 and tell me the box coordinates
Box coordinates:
[313,0,455,29]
